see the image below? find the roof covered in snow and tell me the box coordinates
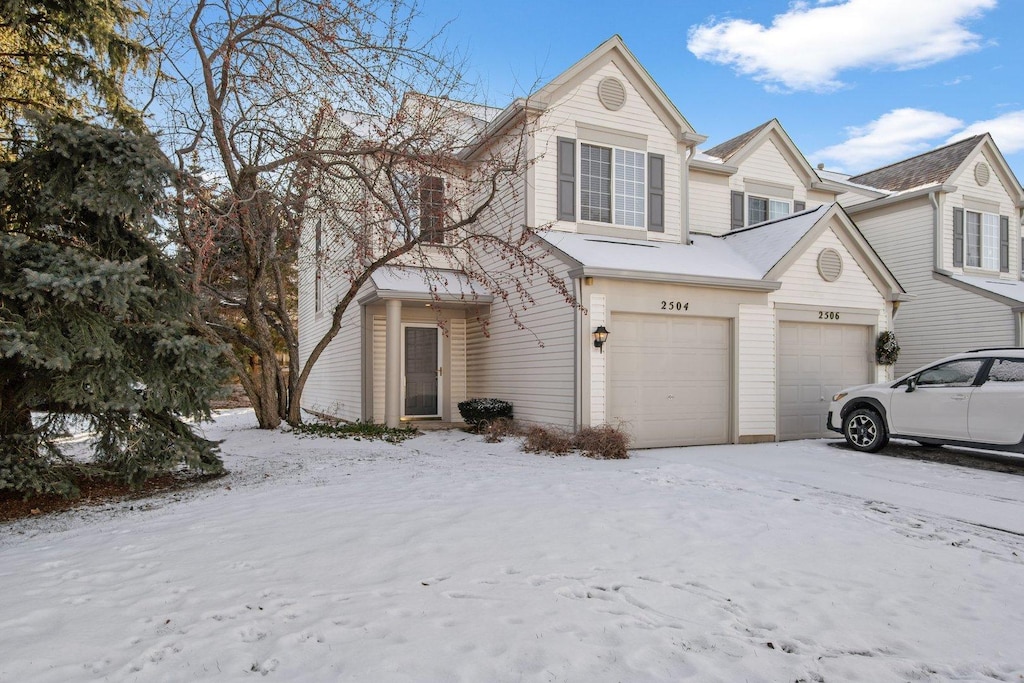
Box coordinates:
[365,266,492,303]
[721,205,830,276]
[944,272,1024,306]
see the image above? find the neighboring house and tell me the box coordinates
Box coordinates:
[298,36,905,447]
[825,136,1024,375]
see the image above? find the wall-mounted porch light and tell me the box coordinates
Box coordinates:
[593,325,609,353]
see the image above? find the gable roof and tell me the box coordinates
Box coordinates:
[722,203,905,297]
[848,135,985,192]
[702,121,774,163]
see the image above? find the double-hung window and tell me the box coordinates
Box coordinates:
[747,196,790,225]
[578,143,646,228]
[955,206,1008,272]
[965,210,1000,269]
[558,136,662,231]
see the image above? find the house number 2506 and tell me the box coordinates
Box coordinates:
[819,310,840,320]
[661,301,689,311]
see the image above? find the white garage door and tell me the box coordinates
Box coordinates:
[778,322,872,440]
[609,313,731,448]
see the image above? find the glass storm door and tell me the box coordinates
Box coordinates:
[404,326,438,416]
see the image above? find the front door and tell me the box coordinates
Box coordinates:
[404,326,439,417]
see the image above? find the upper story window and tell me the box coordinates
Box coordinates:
[747,196,790,224]
[418,175,446,244]
[730,190,804,229]
[579,143,646,228]
[953,206,1009,273]
[558,137,664,232]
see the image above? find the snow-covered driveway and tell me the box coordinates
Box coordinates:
[2,409,1023,682]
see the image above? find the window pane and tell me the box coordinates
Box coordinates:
[580,144,611,223]
[769,199,791,220]
[917,359,984,387]
[982,213,1000,270]
[966,211,981,267]
[748,196,767,224]
[614,148,645,227]
[986,358,1024,383]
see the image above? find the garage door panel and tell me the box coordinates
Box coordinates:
[779,322,871,440]
[609,313,731,449]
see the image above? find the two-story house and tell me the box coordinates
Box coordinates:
[298,36,905,447]
[825,136,1024,375]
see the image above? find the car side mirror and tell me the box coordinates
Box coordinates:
[906,377,917,393]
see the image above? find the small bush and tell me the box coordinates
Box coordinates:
[458,398,513,431]
[523,425,574,455]
[572,425,630,460]
[291,421,417,444]
[483,417,519,443]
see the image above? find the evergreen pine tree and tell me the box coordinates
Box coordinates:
[1,1,228,496]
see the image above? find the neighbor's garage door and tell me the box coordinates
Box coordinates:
[778,322,872,440]
[609,313,731,448]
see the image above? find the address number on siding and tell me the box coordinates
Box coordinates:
[819,311,840,320]
[661,301,689,311]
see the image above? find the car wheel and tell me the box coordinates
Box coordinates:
[842,408,889,453]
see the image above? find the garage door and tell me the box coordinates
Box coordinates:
[778,322,872,440]
[609,313,731,448]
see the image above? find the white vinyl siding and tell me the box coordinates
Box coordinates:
[854,201,1018,375]
[533,61,681,240]
[737,304,776,437]
[589,294,607,426]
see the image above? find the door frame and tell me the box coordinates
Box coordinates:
[401,323,442,419]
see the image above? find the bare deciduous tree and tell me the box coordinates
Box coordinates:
[145,0,575,428]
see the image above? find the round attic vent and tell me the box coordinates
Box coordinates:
[975,161,991,187]
[597,77,626,111]
[817,248,843,282]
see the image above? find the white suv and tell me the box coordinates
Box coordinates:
[828,348,1024,453]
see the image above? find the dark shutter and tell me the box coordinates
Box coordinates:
[730,190,744,229]
[419,176,445,243]
[647,153,664,232]
[557,137,576,221]
[794,200,806,212]
[1000,215,1010,272]
[952,207,964,268]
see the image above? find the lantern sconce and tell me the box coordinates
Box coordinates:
[593,325,609,353]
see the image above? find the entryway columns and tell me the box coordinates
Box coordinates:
[384,299,402,428]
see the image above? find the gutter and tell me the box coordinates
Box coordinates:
[689,158,738,176]
[567,266,781,292]
[845,184,957,215]
[933,269,1024,309]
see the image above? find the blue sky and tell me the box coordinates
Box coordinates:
[414,0,1023,178]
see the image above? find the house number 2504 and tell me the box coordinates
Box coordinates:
[661,301,689,311]
[819,310,840,320]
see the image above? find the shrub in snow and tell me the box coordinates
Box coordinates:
[572,425,630,460]
[457,398,513,430]
[523,425,574,455]
[483,417,519,443]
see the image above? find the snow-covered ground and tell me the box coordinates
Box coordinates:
[3,409,1023,682]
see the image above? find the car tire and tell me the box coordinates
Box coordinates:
[842,407,889,453]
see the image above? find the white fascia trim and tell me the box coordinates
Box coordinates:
[845,184,958,214]
[357,290,494,306]
[568,266,781,291]
[689,158,738,176]
[932,269,1021,308]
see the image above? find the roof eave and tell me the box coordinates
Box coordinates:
[568,266,781,291]
[845,184,958,214]
[690,158,739,176]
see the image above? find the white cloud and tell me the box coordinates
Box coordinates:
[687,0,996,92]
[948,110,1024,153]
[813,108,963,171]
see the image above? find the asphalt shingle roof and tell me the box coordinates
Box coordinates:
[848,135,985,192]
[702,120,773,162]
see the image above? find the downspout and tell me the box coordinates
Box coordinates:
[929,189,942,271]
[574,276,582,431]
[682,144,693,245]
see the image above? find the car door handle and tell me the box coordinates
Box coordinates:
[951,394,968,401]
